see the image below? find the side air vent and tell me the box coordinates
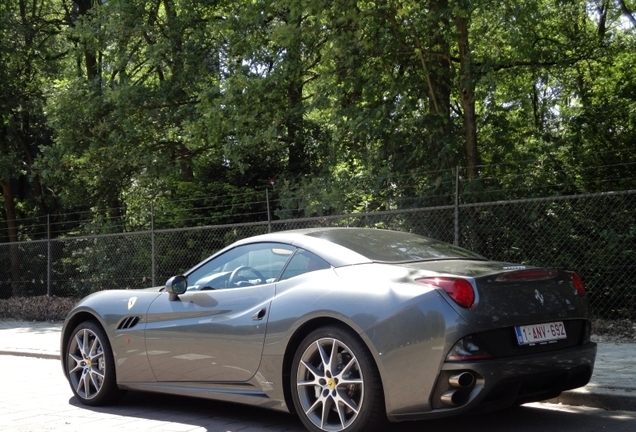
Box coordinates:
[117,316,141,330]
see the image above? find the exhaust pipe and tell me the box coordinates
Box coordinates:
[440,389,469,406]
[449,372,475,389]
[440,372,475,407]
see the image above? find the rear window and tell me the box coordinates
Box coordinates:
[306,229,484,262]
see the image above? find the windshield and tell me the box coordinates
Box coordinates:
[306,228,485,262]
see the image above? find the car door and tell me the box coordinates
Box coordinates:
[144,242,294,383]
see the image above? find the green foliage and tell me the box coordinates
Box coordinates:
[0,0,65,229]
[0,0,634,271]
[53,235,153,298]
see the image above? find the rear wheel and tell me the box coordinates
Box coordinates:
[291,325,387,432]
[65,320,124,406]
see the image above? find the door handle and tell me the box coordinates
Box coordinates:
[252,308,267,321]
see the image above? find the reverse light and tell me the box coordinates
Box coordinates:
[567,272,586,296]
[446,335,493,361]
[417,277,475,308]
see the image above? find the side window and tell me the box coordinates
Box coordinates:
[279,249,331,281]
[186,243,295,290]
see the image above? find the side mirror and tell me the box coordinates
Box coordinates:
[165,275,188,300]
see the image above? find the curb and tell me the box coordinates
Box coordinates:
[0,350,60,360]
[548,387,636,412]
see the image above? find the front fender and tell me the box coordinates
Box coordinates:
[61,289,163,383]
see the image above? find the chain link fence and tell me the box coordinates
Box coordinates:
[1,191,634,320]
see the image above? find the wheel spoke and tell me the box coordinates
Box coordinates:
[82,370,93,397]
[335,388,359,413]
[89,337,100,358]
[305,397,322,416]
[335,397,349,428]
[299,359,323,382]
[89,368,103,392]
[68,353,83,374]
[74,332,85,356]
[90,350,104,365]
[316,340,331,371]
[338,375,362,386]
[327,339,338,373]
[320,393,334,428]
[339,356,356,377]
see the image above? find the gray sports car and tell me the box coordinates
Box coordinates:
[61,227,596,432]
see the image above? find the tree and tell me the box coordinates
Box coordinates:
[0,0,65,296]
[23,0,636,234]
[40,0,229,223]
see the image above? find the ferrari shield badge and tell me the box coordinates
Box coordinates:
[534,289,544,306]
[128,296,138,310]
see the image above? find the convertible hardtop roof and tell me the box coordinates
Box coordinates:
[231,227,375,267]
[233,227,483,266]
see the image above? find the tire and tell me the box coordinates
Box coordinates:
[291,325,388,432]
[64,320,125,406]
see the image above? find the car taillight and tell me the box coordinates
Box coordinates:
[568,272,586,296]
[416,277,475,308]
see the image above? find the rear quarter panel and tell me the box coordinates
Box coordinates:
[263,263,471,416]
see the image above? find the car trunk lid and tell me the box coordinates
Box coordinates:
[404,260,589,331]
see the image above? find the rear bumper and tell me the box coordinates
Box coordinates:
[389,342,597,422]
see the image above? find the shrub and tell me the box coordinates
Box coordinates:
[0,295,78,322]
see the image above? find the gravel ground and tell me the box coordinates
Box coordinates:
[591,318,636,343]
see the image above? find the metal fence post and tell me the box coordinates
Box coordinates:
[454,166,460,246]
[47,214,51,296]
[151,204,156,287]
[266,188,272,233]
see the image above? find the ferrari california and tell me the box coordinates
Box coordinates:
[61,227,596,432]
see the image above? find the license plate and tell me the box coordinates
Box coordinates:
[515,321,567,346]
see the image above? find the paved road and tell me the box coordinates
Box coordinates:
[2,355,636,432]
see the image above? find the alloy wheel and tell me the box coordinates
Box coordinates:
[295,336,364,431]
[67,327,106,400]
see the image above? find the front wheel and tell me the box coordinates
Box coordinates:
[291,325,387,432]
[64,320,125,406]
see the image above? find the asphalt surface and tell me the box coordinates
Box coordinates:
[3,355,636,432]
[1,320,634,429]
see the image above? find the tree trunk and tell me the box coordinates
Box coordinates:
[456,13,480,180]
[1,178,21,298]
[618,0,636,26]
[75,0,100,81]
[424,0,453,173]
[284,9,308,181]
[426,0,452,120]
